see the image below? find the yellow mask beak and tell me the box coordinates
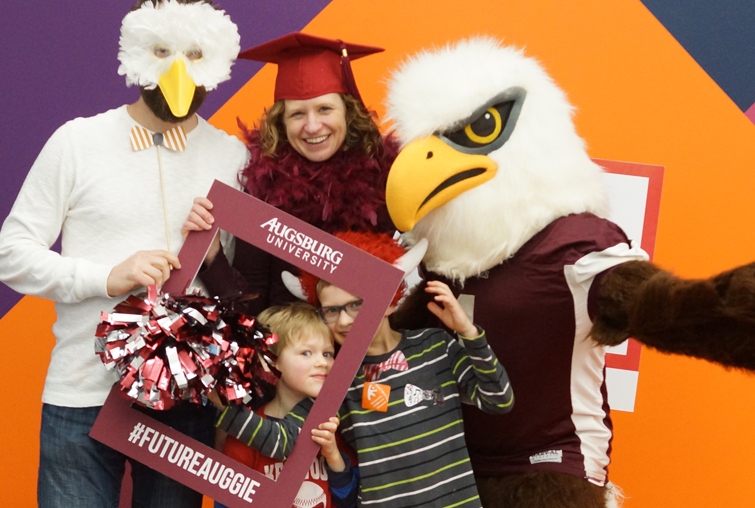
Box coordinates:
[158,58,196,118]
[386,136,498,232]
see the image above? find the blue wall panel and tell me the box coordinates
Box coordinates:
[641,0,755,111]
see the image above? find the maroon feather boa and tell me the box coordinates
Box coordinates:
[239,126,399,234]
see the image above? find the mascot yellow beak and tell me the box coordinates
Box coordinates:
[386,136,498,232]
[158,58,196,117]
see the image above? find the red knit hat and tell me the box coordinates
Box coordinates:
[300,231,407,307]
[237,32,383,103]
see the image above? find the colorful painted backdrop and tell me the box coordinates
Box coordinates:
[3,1,755,507]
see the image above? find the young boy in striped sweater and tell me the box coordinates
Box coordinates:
[218,231,514,507]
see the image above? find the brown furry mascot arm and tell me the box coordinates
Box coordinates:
[591,260,755,371]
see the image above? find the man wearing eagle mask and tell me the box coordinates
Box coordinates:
[0,1,247,506]
[385,37,755,508]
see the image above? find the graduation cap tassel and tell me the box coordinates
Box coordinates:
[339,41,366,109]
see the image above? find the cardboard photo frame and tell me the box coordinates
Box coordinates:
[91,180,404,507]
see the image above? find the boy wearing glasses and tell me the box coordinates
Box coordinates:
[218,231,513,508]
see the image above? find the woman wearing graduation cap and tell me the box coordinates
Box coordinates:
[183,32,398,313]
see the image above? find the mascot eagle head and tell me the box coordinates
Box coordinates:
[385,37,608,282]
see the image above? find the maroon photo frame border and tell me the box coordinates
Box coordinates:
[91,180,404,507]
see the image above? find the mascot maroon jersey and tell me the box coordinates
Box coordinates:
[432,213,632,486]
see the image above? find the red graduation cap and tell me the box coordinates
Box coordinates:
[238,32,384,104]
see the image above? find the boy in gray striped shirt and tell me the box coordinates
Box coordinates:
[218,232,513,507]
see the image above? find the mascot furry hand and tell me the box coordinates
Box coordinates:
[384,37,755,508]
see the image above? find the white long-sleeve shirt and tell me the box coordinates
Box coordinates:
[0,105,248,406]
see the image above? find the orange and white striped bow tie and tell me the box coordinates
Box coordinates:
[129,125,187,152]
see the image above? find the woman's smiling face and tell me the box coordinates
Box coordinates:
[283,93,347,162]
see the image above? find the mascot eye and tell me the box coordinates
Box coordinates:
[465,108,501,144]
[444,101,515,149]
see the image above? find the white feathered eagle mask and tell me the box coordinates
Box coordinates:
[117,0,240,117]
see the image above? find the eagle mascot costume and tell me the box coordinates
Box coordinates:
[384,37,755,508]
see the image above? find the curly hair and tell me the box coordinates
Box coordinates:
[258,94,383,158]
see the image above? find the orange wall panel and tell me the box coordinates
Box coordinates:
[210,1,755,506]
[6,1,755,507]
[0,297,56,507]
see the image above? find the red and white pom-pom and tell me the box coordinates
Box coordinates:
[95,287,279,410]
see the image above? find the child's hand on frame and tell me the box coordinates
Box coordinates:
[312,417,345,472]
[425,280,478,338]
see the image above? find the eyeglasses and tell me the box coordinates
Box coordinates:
[317,299,363,324]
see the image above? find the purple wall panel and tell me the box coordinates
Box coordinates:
[0,0,331,318]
